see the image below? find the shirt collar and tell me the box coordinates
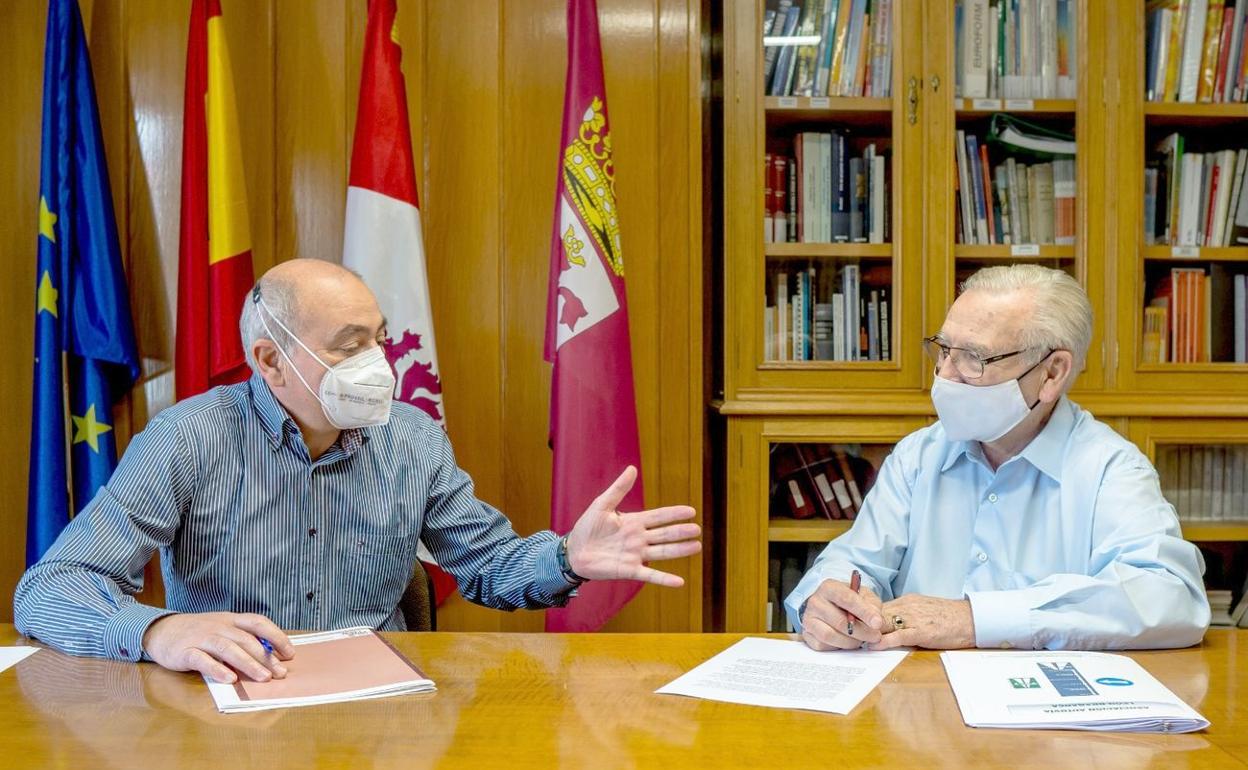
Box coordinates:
[1016,396,1073,482]
[940,396,1073,482]
[247,373,369,455]
[249,373,294,449]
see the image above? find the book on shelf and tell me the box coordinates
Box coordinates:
[1146,134,1248,246]
[1142,262,1247,364]
[955,0,1077,100]
[1147,0,1248,103]
[765,264,891,362]
[764,136,890,244]
[763,0,894,98]
[954,128,1074,245]
[1157,443,1248,522]
[768,443,891,523]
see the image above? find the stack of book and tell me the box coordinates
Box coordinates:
[954,129,1075,245]
[770,443,887,521]
[1146,0,1248,103]
[1156,443,1248,520]
[767,543,825,632]
[1209,589,1235,625]
[955,0,1078,100]
[1146,134,1248,247]
[765,264,891,362]
[764,0,894,99]
[764,136,890,244]
[1143,267,1247,363]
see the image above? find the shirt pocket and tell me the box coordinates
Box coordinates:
[345,532,415,613]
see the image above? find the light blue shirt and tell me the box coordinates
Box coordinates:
[785,397,1210,650]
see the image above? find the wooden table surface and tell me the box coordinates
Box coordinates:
[0,625,1243,769]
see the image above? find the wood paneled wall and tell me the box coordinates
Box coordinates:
[0,0,703,633]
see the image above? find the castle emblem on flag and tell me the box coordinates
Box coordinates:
[554,96,622,348]
[562,97,622,277]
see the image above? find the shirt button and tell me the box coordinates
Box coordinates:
[988,493,999,503]
[306,591,314,601]
[308,528,317,537]
[119,647,129,658]
[978,553,988,563]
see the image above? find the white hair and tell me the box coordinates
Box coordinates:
[960,264,1093,368]
[239,276,299,371]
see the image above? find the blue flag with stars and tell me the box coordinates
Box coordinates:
[29,0,140,565]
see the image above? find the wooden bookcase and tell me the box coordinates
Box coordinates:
[717,0,1248,632]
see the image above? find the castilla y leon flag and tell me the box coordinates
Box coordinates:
[545,0,645,632]
[343,0,455,606]
[176,0,255,400]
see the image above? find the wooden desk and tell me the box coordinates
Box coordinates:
[0,625,1244,768]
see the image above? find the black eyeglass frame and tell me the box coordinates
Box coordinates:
[922,335,1034,379]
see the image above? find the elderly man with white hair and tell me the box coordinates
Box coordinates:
[16,259,701,685]
[787,264,1210,652]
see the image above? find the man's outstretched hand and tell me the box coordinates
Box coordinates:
[565,466,701,587]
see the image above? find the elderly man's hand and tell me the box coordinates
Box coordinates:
[565,466,701,587]
[869,594,976,650]
[798,579,886,650]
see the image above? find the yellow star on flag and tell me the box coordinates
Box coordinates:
[71,404,113,453]
[37,271,58,317]
[39,196,57,243]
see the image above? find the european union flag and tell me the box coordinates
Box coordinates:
[29,0,140,565]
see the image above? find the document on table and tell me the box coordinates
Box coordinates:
[0,647,39,674]
[655,637,907,714]
[941,650,1209,733]
[206,627,435,713]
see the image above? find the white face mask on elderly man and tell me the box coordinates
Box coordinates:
[254,292,396,430]
[929,353,1051,443]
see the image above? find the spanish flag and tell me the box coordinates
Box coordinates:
[176,0,254,400]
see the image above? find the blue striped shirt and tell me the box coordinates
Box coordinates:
[15,374,573,661]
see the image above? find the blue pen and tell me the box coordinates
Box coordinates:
[259,637,274,657]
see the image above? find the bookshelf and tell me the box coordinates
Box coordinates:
[718,0,1248,633]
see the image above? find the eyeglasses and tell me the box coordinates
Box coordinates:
[922,335,1031,380]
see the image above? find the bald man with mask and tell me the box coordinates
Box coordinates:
[16,259,701,684]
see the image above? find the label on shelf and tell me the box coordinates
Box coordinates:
[1004,99,1036,110]
[809,97,830,108]
[971,98,1001,110]
[777,96,798,108]
[1011,244,1041,256]
[1171,246,1200,258]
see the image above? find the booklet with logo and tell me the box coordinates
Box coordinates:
[205,627,435,713]
[941,650,1208,733]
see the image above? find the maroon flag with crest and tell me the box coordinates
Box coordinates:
[544,0,645,632]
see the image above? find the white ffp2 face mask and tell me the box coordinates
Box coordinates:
[930,353,1051,442]
[255,295,396,430]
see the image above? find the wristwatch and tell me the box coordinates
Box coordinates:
[557,535,587,585]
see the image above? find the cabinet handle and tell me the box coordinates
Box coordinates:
[907,76,919,124]
[930,74,941,93]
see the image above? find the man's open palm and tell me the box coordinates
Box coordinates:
[565,466,701,587]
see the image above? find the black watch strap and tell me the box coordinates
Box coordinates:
[557,535,587,584]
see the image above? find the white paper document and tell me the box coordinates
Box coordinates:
[0,647,39,674]
[206,627,435,713]
[941,650,1209,733]
[656,637,907,714]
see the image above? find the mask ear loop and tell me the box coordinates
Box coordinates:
[1017,349,1055,410]
[252,289,327,402]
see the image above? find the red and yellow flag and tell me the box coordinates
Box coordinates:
[176,0,255,400]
